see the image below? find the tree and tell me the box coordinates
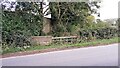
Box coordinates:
[49,2,101,36]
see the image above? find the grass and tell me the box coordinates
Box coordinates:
[2,37,119,55]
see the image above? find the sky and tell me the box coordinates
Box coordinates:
[100,0,120,20]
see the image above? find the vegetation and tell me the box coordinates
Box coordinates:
[117,18,120,36]
[1,1,119,54]
[2,2,43,48]
[2,37,119,54]
[50,2,100,36]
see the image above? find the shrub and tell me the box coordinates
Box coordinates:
[79,27,118,41]
[2,11,43,49]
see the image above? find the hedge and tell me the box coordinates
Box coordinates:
[79,27,118,41]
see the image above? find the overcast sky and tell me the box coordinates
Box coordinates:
[100,0,120,20]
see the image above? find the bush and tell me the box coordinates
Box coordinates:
[79,27,118,41]
[2,11,43,49]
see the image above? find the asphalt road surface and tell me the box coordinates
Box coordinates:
[1,43,118,66]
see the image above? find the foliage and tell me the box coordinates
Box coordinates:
[2,1,116,49]
[2,2,43,48]
[49,2,100,36]
[79,27,118,42]
[116,18,120,37]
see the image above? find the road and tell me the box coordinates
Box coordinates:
[1,43,118,66]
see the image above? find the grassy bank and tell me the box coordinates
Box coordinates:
[2,37,119,55]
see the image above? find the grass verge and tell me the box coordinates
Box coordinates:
[2,37,119,55]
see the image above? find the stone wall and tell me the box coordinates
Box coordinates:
[42,18,51,34]
[31,36,52,45]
